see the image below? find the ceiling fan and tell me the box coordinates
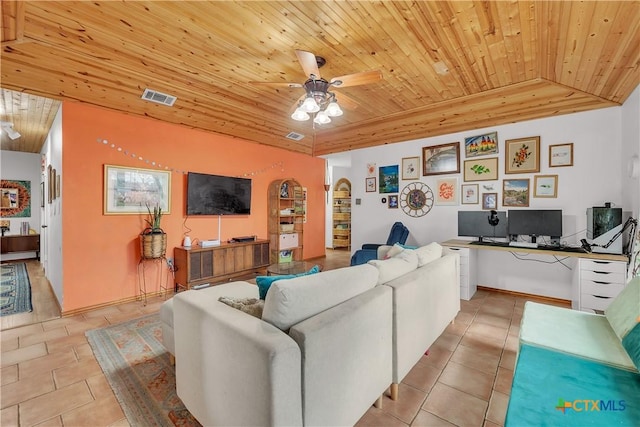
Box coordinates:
[250,50,382,125]
[0,121,21,140]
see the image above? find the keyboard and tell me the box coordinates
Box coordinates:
[509,241,538,248]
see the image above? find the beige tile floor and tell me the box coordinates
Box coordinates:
[1,250,567,426]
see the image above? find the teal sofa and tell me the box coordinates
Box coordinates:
[506,277,640,426]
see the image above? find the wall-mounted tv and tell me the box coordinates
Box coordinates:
[186,172,251,215]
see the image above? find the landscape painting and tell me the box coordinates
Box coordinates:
[503,179,530,207]
[379,165,399,194]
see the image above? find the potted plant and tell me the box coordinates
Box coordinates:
[140,204,167,259]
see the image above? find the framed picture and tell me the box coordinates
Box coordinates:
[463,157,499,182]
[379,165,399,193]
[534,174,558,198]
[549,143,574,167]
[367,163,376,177]
[401,156,420,180]
[482,192,498,210]
[1,180,31,218]
[104,164,172,214]
[40,182,45,208]
[365,177,376,192]
[56,173,60,198]
[388,195,399,208]
[461,184,479,204]
[436,177,459,205]
[464,131,498,157]
[422,142,460,176]
[48,165,53,204]
[503,179,530,207]
[505,136,540,174]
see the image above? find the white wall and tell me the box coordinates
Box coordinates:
[621,85,640,217]
[0,151,42,261]
[40,106,64,306]
[331,95,640,300]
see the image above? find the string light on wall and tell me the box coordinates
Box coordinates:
[95,138,285,178]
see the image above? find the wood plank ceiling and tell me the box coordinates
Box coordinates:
[1,1,638,155]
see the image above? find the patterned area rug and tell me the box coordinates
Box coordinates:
[86,314,201,427]
[1,262,33,316]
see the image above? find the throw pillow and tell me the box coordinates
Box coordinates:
[218,296,265,318]
[368,249,419,284]
[383,243,405,259]
[414,242,443,266]
[256,265,320,300]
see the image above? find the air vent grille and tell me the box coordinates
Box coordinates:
[286,131,305,141]
[141,88,177,107]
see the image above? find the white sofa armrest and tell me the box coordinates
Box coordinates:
[289,285,393,427]
[173,283,302,426]
[382,252,460,383]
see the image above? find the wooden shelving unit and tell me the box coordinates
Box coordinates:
[332,178,351,249]
[268,178,305,263]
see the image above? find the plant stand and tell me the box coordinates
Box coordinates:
[137,256,173,305]
[137,232,169,304]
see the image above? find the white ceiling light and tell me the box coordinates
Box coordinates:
[0,122,21,140]
[290,78,342,125]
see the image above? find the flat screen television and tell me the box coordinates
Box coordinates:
[186,172,251,215]
[458,210,508,242]
[507,209,562,243]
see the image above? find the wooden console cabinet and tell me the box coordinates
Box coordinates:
[1,234,40,260]
[173,239,269,290]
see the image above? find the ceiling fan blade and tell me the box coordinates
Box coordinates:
[296,50,321,79]
[330,70,382,88]
[248,81,303,88]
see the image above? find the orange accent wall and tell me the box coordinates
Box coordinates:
[61,102,325,313]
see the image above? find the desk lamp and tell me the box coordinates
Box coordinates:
[581,217,637,254]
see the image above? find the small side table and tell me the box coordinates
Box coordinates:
[266,261,322,276]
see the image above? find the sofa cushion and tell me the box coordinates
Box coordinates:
[605,277,640,369]
[262,264,379,331]
[368,249,418,285]
[414,242,443,266]
[521,301,636,371]
[256,265,320,299]
[218,296,264,318]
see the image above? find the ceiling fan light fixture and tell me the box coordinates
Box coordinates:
[326,101,343,117]
[301,96,320,113]
[291,108,310,121]
[0,122,21,140]
[313,110,331,125]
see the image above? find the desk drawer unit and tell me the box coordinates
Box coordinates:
[578,258,627,313]
[446,246,477,300]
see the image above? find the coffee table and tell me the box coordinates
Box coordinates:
[266,261,322,276]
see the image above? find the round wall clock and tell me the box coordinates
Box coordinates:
[400,182,434,217]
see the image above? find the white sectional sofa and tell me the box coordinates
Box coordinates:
[162,242,460,426]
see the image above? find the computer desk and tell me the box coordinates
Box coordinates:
[441,239,628,311]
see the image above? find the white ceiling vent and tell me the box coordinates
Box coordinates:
[285,131,305,141]
[141,88,177,107]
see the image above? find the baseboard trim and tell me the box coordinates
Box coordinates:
[477,286,571,307]
[61,290,168,317]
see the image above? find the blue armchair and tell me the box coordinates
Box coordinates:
[350,222,410,265]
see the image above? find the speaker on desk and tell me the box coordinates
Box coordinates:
[488,210,500,226]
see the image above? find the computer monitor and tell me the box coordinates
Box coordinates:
[458,210,508,242]
[507,209,563,243]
